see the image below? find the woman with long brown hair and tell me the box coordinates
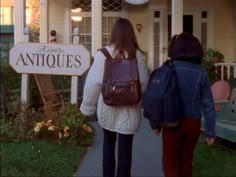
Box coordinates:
[80,18,149,177]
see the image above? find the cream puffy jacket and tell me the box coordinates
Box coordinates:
[80,46,149,134]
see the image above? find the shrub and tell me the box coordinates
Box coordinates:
[1,95,94,146]
[0,95,43,142]
[33,104,94,146]
[1,60,21,90]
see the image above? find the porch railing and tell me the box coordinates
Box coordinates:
[214,62,236,80]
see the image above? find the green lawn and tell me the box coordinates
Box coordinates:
[194,139,236,177]
[1,138,236,177]
[1,140,86,177]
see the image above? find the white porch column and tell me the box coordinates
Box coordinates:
[14,0,25,43]
[91,0,102,56]
[40,0,48,43]
[171,0,183,36]
[14,0,29,104]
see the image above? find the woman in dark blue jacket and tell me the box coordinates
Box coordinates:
[154,33,216,177]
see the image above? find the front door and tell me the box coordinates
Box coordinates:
[150,8,211,70]
[163,13,201,64]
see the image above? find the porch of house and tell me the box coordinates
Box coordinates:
[202,62,236,143]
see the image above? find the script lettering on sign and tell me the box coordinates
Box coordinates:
[10,43,90,76]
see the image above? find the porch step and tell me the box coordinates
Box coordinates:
[215,121,236,143]
[201,118,236,143]
[217,120,236,131]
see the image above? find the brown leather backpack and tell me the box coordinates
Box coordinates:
[100,48,141,106]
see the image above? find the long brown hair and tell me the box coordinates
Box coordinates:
[109,18,143,58]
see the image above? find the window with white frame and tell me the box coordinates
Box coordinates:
[102,0,123,46]
[153,11,161,69]
[102,16,121,46]
[71,0,91,51]
[71,0,124,51]
[72,17,92,51]
[0,7,14,25]
[201,11,208,52]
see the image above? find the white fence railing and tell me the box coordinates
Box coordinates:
[214,62,236,80]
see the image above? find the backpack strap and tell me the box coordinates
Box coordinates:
[170,61,183,102]
[99,48,113,60]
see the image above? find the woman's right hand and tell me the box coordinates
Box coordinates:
[206,137,215,145]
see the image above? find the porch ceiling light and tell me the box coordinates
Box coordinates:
[71,16,82,22]
[71,8,82,13]
[125,0,149,5]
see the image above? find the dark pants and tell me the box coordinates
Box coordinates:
[103,128,134,177]
[162,118,201,177]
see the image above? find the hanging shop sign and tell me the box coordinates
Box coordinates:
[10,43,90,76]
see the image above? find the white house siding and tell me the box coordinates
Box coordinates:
[1,0,13,6]
[159,0,235,62]
[126,3,149,53]
[45,0,235,62]
[214,0,235,61]
[150,0,169,5]
[48,0,66,43]
[126,0,170,63]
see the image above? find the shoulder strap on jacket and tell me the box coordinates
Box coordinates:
[99,48,113,60]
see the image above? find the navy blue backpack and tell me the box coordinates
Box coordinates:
[143,60,184,130]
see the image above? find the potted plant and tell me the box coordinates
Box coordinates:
[202,59,218,83]
[205,48,224,63]
[202,48,225,83]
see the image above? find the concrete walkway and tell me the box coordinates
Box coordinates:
[75,118,164,177]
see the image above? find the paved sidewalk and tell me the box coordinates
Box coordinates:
[75,118,164,177]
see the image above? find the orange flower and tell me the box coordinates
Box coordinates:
[36,122,44,128]
[45,119,53,126]
[64,127,70,132]
[83,124,92,132]
[47,120,53,123]
[48,125,56,131]
[86,126,92,132]
[34,126,40,132]
[82,124,87,129]
[64,131,70,137]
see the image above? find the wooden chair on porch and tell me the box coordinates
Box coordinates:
[202,80,236,143]
[34,74,65,120]
[211,80,232,111]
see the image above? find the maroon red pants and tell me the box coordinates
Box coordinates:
[162,118,201,177]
